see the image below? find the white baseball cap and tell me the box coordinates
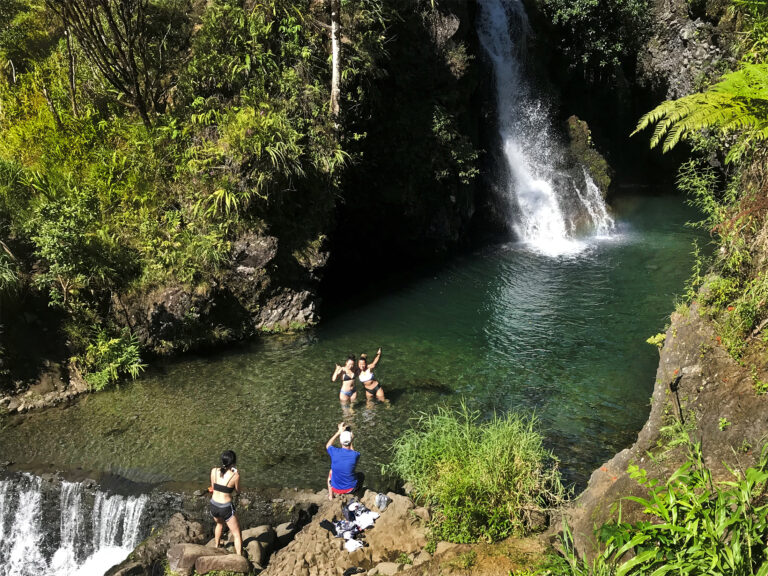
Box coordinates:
[340,430,353,446]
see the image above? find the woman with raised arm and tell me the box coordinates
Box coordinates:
[209,450,243,555]
[358,347,385,402]
[332,355,358,403]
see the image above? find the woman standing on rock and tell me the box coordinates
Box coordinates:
[359,348,386,402]
[332,355,358,403]
[210,450,243,555]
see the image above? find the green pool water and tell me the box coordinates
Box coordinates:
[0,195,703,492]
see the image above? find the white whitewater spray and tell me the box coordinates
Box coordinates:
[0,475,148,576]
[476,0,614,255]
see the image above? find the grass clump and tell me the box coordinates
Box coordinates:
[387,402,566,543]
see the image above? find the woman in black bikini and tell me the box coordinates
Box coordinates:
[209,450,243,555]
[332,355,358,403]
[358,348,385,402]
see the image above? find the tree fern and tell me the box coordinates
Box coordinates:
[633,63,768,162]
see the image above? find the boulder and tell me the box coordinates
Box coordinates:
[241,524,276,552]
[364,493,426,562]
[434,541,461,556]
[369,562,404,575]
[413,551,432,566]
[245,539,269,567]
[105,562,146,576]
[194,553,252,574]
[167,543,229,576]
[275,521,296,547]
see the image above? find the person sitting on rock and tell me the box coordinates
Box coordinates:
[209,450,243,555]
[326,422,362,501]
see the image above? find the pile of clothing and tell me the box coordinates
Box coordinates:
[320,498,382,552]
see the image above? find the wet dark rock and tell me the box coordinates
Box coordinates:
[232,233,278,273]
[105,561,146,576]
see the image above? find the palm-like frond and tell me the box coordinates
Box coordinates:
[633,63,768,161]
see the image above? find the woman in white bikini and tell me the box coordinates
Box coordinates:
[358,347,385,402]
[332,355,358,403]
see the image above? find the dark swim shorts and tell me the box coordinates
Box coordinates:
[209,499,235,521]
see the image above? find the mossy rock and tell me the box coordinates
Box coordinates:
[566,115,612,196]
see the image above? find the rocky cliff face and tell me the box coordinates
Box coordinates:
[113,231,324,356]
[636,0,738,99]
[327,0,482,278]
[566,301,768,554]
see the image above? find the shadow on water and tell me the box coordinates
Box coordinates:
[0,195,704,493]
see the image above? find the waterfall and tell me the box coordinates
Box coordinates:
[0,474,149,576]
[476,0,614,256]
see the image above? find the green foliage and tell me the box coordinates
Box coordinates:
[734,0,768,63]
[553,443,768,575]
[0,250,19,298]
[719,416,732,429]
[80,328,145,390]
[671,153,768,361]
[386,402,566,543]
[645,332,666,349]
[539,0,650,79]
[633,64,768,163]
[431,107,480,186]
[0,0,392,380]
[751,365,768,394]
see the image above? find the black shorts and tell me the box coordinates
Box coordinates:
[210,500,235,521]
[365,383,381,396]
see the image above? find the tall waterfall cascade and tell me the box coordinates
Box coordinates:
[0,474,148,576]
[477,0,615,256]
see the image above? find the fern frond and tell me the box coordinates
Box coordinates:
[633,63,768,162]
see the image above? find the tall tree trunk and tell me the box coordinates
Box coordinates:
[330,0,341,119]
[41,84,64,131]
[65,29,80,118]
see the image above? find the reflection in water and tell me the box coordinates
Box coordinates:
[0,196,702,491]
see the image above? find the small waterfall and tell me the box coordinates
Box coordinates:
[0,474,149,576]
[477,0,614,255]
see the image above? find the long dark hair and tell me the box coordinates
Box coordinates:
[220,450,236,475]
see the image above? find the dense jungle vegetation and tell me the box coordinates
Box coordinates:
[0,0,479,389]
[636,0,768,374]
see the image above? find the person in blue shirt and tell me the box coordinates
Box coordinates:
[326,422,362,500]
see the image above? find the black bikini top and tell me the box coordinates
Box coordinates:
[213,469,236,494]
[342,371,354,381]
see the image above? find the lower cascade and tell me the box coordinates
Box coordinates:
[477,0,615,256]
[0,474,148,576]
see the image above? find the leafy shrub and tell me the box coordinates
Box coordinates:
[554,442,768,575]
[539,0,650,79]
[80,329,145,391]
[387,403,566,543]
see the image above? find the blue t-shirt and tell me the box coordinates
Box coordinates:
[327,446,360,491]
